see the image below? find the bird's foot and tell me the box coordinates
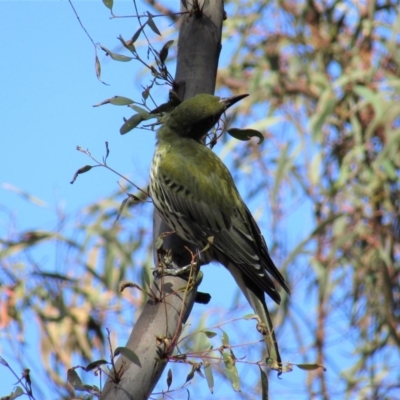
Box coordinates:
[257,321,269,336]
[153,264,193,277]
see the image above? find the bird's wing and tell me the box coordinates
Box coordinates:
[157,142,237,232]
[157,142,287,300]
[214,205,290,301]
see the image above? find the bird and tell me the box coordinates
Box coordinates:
[150,93,290,371]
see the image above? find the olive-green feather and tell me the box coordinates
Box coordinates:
[155,136,237,231]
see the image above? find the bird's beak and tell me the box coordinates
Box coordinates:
[220,93,249,109]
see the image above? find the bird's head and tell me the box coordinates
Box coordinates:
[164,93,248,142]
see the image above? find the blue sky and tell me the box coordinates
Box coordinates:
[1,0,158,232]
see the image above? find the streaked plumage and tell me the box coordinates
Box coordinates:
[150,94,290,370]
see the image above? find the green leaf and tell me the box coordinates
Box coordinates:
[6,386,24,400]
[296,363,326,371]
[120,114,144,135]
[381,159,397,180]
[70,165,93,184]
[94,96,135,107]
[204,362,214,394]
[221,330,230,346]
[117,35,136,54]
[95,53,101,80]
[146,12,161,35]
[99,45,133,62]
[67,369,84,389]
[243,313,257,320]
[114,346,141,367]
[131,25,145,44]
[354,85,382,120]
[223,352,240,391]
[167,368,173,389]
[142,87,150,100]
[159,40,174,64]
[77,165,93,174]
[272,142,291,200]
[102,0,113,10]
[85,359,108,371]
[309,152,321,186]
[129,105,151,118]
[203,330,217,338]
[109,96,134,106]
[227,128,264,144]
[309,89,336,141]
[186,366,195,383]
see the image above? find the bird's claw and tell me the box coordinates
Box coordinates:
[153,264,192,278]
[257,321,269,336]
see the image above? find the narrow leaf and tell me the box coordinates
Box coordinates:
[272,143,291,200]
[227,128,264,144]
[117,35,136,54]
[146,12,161,35]
[102,0,113,10]
[159,40,174,64]
[9,386,24,399]
[67,369,84,389]
[296,363,326,371]
[95,54,101,80]
[131,26,145,44]
[204,362,214,393]
[129,105,151,118]
[120,114,144,135]
[114,347,141,367]
[99,45,133,62]
[93,96,134,107]
[309,152,321,186]
[85,359,108,371]
[181,0,188,10]
[221,330,230,346]
[243,313,257,320]
[223,352,240,391]
[186,366,195,383]
[167,368,173,389]
[70,165,93,184]
[309,89,336,140]
[109,96,134,106]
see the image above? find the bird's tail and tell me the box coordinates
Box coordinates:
[226,263,282,372]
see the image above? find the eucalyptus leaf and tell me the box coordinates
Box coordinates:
[159,40,174,64]
[120,114,145,135]
[227,128,264,144]
[109,96,134,106]
[99,45,133,62]
[102,0,113,10]
[204,362,214,393]
[114,347,141,367]
[146,12,161,35]
[222,352,240,391]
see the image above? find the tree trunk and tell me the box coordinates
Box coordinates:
[101,1,224,399]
